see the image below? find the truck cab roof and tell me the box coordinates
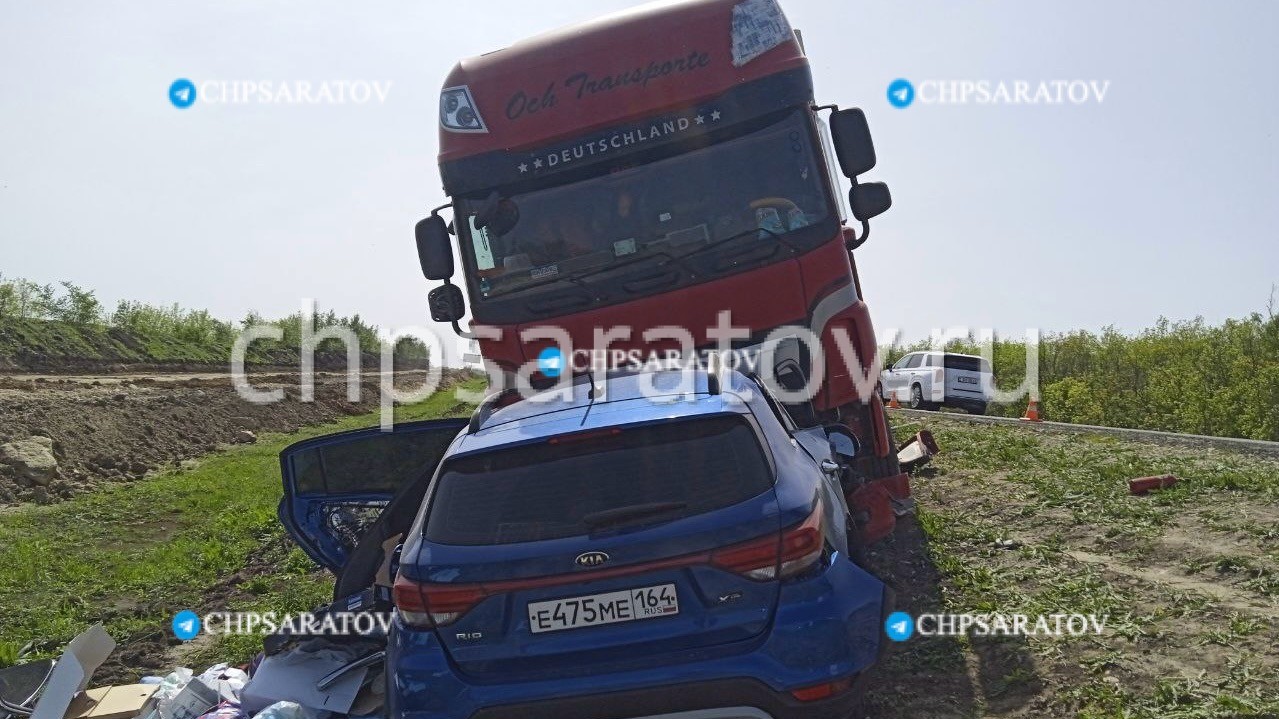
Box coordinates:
[437,0,808,164]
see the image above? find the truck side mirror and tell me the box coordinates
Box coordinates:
[849,182,892,221]
[829,108,877,178]
[415,215,454,281]
[428,284,465,323]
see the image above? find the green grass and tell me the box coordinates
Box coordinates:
[0,318,241,366]
[886,414,1279,718]
[0,379,483,667]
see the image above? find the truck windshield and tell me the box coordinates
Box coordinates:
[458,109,831,299]
[425,416,772,546]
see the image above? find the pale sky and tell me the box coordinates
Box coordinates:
[2,1,1276,365]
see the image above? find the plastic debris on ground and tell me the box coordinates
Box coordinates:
[249,703,304,719]
[1,621,389,719]
[897,429,940,472]
[194,701,247,719]
[1129,473,1178,495]
[240,642,372,716]
[194,667,247,705]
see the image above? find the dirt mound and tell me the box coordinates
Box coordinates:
[0,369,466,505]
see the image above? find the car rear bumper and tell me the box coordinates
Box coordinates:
[387,556,888,719]
[462,676,864,719]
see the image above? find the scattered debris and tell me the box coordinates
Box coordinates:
[30,624,115,719]
[4,622,386,719]
[897,430,940,472]
[1129,473,1178,495]
[241,646,369,715]
[66,685,157,719]
[156,670,219,719]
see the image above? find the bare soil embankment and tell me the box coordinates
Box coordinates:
[0,369,464,505]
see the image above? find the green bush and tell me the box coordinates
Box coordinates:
[880,297,1279,441]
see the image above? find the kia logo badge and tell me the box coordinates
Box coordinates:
[575,551,610,567]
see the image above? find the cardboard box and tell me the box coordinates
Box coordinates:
[31,625,116,719]
[65,685,158,719]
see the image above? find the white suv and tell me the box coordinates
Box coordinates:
[879,351,992,414]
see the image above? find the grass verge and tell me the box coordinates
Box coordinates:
[866,412,1279,719]
[0,379,482,674]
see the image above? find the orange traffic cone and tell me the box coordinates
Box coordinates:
[1020,399,1043,422]
[888,391,901,409]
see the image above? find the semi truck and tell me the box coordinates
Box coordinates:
[413,0,910,543]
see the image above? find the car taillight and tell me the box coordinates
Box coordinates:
[934,368,944,383]
[711,499,825,581]
[393,500,829,628]
[790,675,855,702]
[392,576,489,628]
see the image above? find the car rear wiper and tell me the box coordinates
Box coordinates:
[582,501,688,530]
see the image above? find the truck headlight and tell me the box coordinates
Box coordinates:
[440,86,487,133]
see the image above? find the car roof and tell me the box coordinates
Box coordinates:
[908,350,984,359]
[447,369,760,457]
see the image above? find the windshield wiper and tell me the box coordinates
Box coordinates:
[575,248,694,283]
[582,501,688,530]
[679,227,798,261]
[501,228,793,304]
[500,272,593,300]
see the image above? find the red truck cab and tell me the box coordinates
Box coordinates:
[415,0,908,542]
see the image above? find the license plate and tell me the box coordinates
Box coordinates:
[957,376,978,384]
[528,583,679,634]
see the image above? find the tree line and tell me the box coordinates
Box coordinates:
[882,291,1279,441]
[0,274,429,361]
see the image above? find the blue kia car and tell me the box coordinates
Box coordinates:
[279,369,890,719]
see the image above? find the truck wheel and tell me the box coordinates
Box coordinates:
[970,402,987,415]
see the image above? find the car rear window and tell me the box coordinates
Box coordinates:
[425,416,772,546]
[944,355,991,373]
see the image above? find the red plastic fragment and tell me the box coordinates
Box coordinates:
[1128,474,1178,495]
